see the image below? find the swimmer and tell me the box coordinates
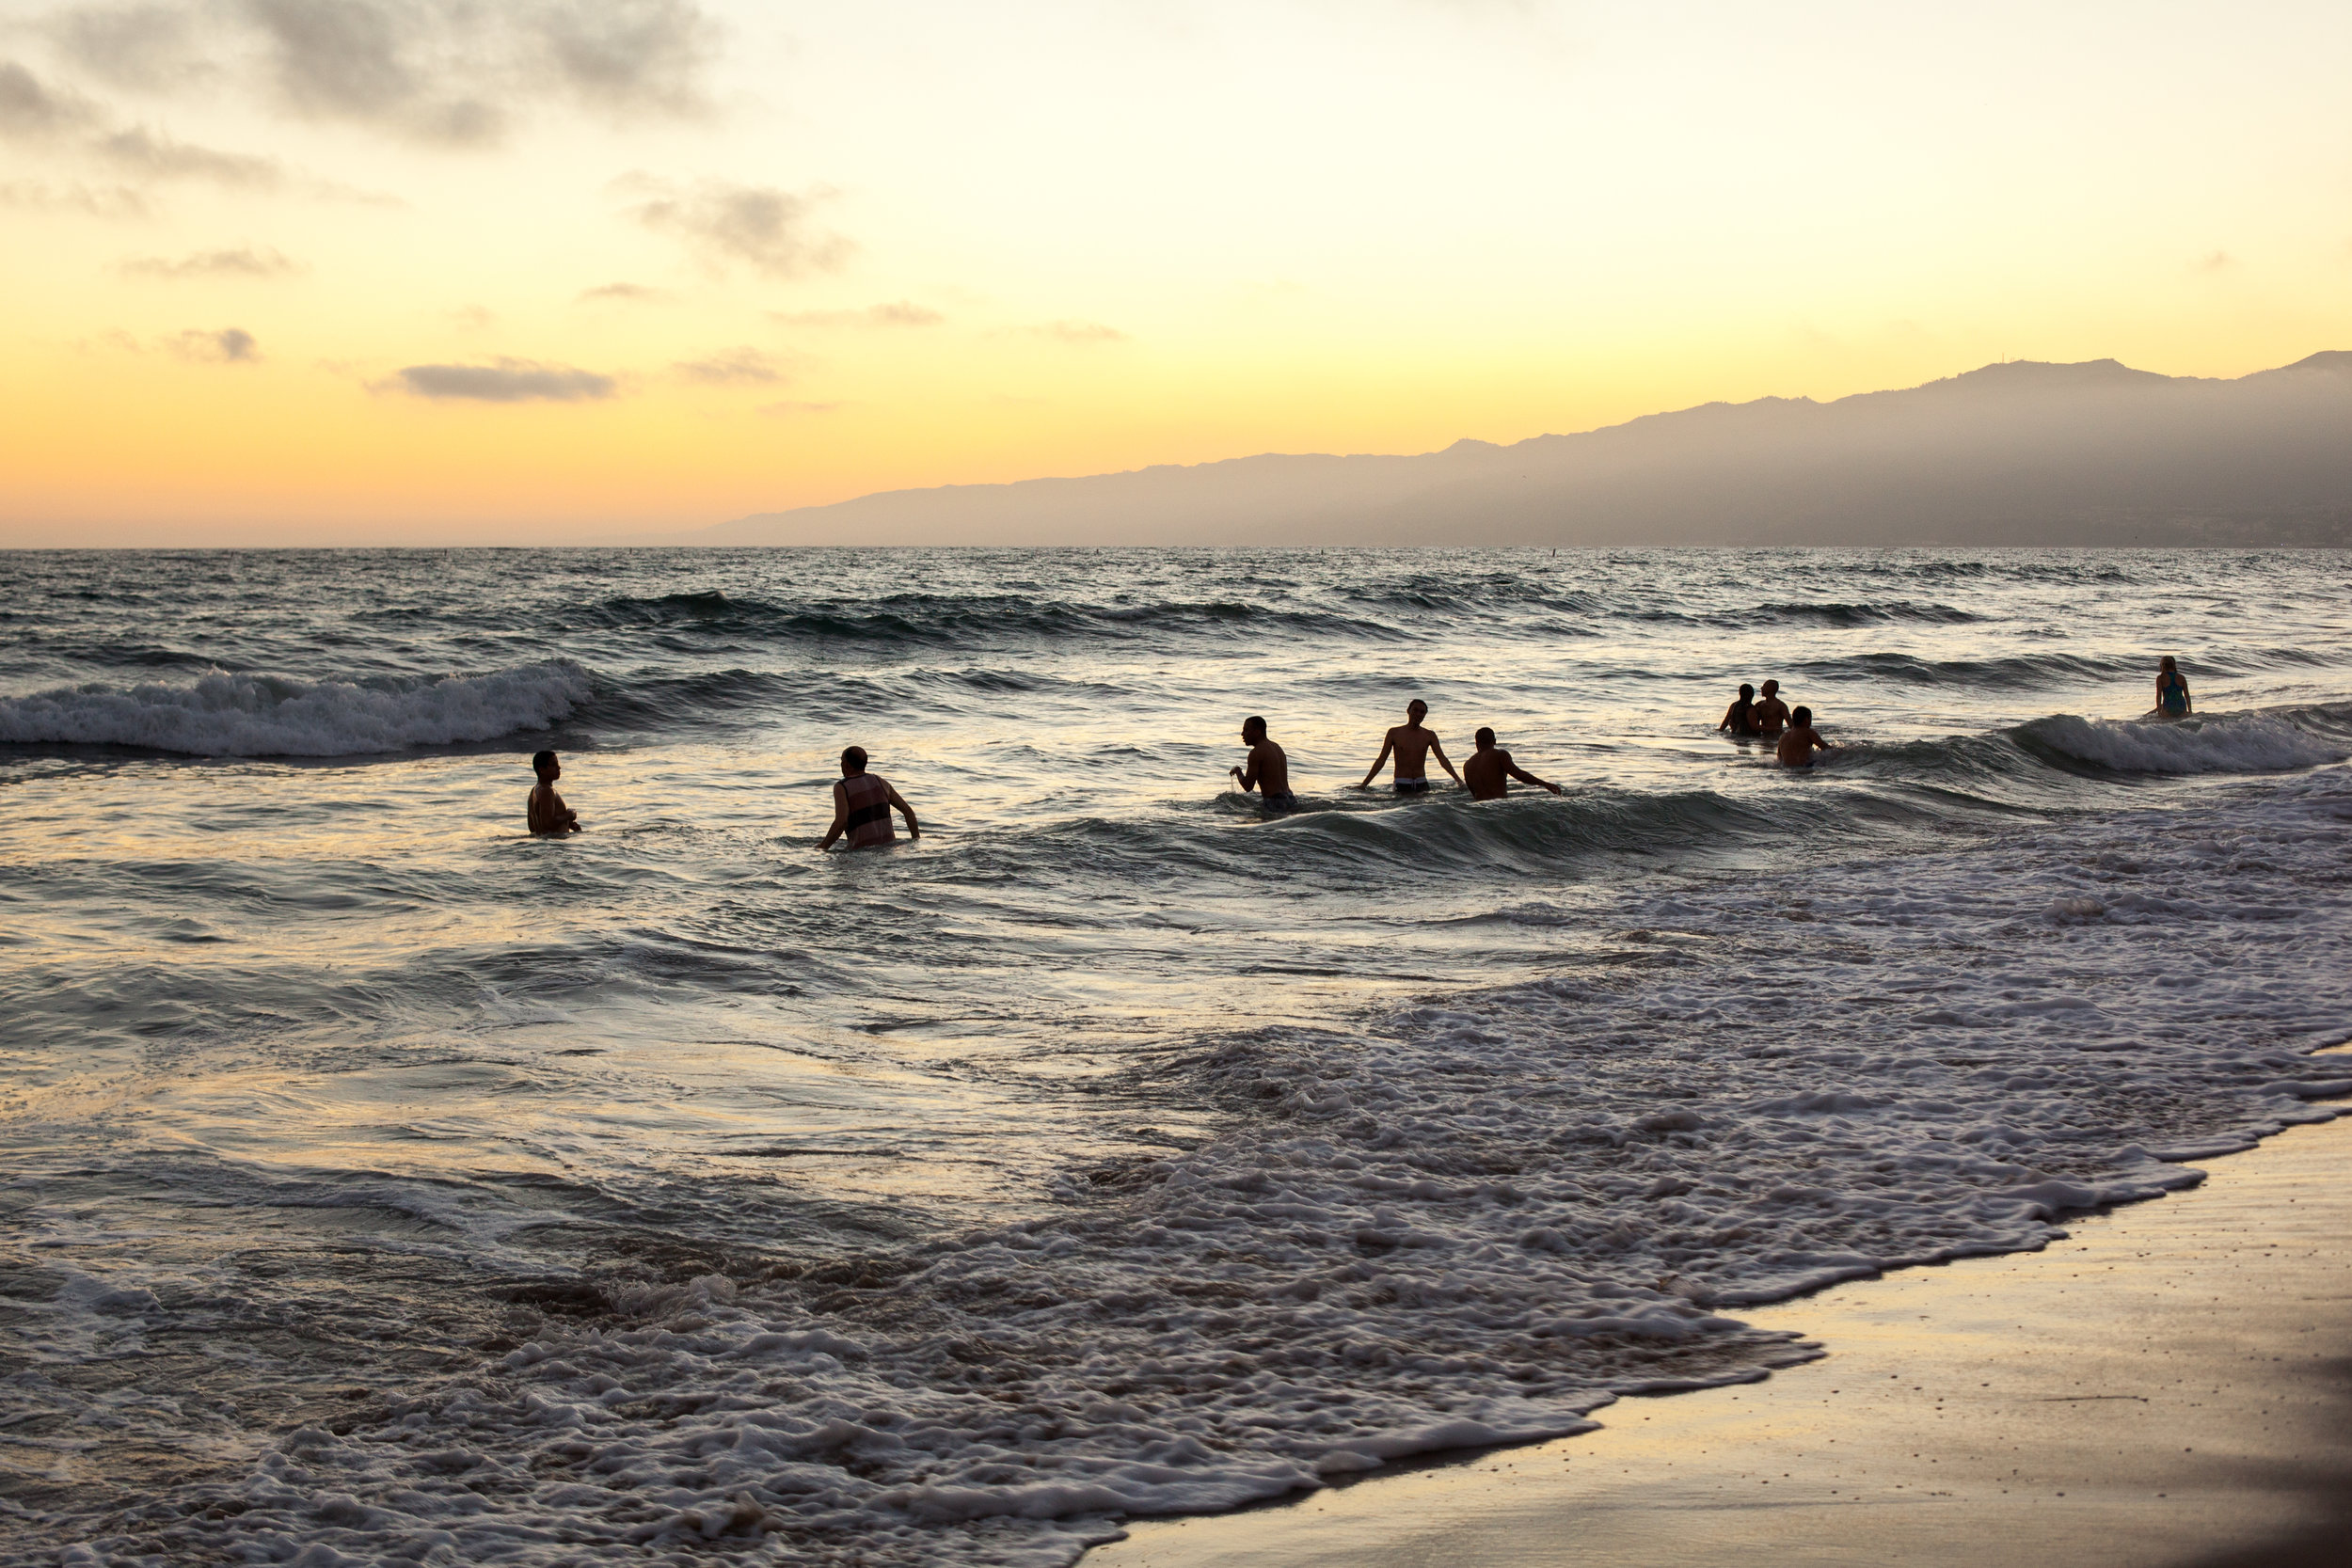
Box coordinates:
[2155,656,2192,718]
[1356,699,1459,793]
[1753,680,1791,736]
[1463,728,1564,800]
[1718,683,1759,735]
[526,750,581,835]
[1230,715,1295,807]
[819,746,920,850]
[1775,705,1834,768]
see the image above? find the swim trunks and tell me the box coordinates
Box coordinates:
[1394,776,1430,793]
[1260,789,1297,809]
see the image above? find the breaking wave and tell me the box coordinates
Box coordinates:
[0,661,592,757]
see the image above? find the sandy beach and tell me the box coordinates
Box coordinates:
[1089,1109,2352,1568]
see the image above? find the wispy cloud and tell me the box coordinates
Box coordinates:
[389,358,617,402]
[48,5,215,93]
[0,58,103,137]
[119,245,302,279]
[0,177,150,217]
[2195,249,2234,274]
[94,124,282,187]
[672,346,790,386]
[770,300,943,328]
[577,280,670,304]
[620,175,852,278]
[2,57,286,194]
[1023,319,1128,344]
[166,326,260,362]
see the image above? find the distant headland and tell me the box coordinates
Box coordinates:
[692,354,2352,548]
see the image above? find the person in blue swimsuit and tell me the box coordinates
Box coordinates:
[2154,657,2192,718]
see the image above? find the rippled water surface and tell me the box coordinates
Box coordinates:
[3,547,2348,1565]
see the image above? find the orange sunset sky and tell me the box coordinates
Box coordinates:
[4,1,2350,546]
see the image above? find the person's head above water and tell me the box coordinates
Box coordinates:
[532,749,559,781]
[1760,680,1779,696]
[1242,715,1267,740]
[1474,726,1497,748]
[2159,656,2178,672]
[840,746,868,775]
[1791,705,1813,725]
[1406,699,1428,721]
[1737,684,1755,701]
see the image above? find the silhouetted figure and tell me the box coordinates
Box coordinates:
[527,750,581,835]
[1718,684,1759,735]
[1357,699,1459,793]
[2155,657,2193,718]
[1753,680,1791,736]
[1776,706,1834,768]
[1231,716,1295,807]
[820,746,919,850]
[1463,728,1564,800]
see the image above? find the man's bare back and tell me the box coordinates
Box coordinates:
[1462,728,1563,800]
[527,751,580,835]
[1358,700,1458,792]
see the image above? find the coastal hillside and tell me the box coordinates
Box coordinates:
[701,354,2352,547]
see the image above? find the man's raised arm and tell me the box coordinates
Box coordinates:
[1506,755,1564,795]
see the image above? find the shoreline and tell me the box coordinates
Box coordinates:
[1086,1109,2352,1568]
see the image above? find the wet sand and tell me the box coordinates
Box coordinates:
[1087,1112,2352,1568]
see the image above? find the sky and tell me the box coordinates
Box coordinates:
[2,0,2349,546]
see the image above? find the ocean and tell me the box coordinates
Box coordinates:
[2,546,2348,1566]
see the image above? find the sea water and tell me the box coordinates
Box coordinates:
[2,547,2347,1566]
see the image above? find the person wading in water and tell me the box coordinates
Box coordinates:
[819,746,920,850]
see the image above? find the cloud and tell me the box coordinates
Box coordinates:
[230,0,718,145]
[577,280,670,303]
[167,326,260,362]
[770,300,944,328]
[95,125,282,187]
[389,358,617,402]
[672,346,789,386]
[0,58,103,138]
[2196,249,2234,274]
[1024,319,1128,344]
[621,176,851,277]
[49,5,213,93]
[119,245,302,278]
[538,0,718,117]
[0,178,150,217]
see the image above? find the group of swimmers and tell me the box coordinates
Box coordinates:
[1715,677,1832,767]
[524,657,2195,845]
[1230,699,1563,810]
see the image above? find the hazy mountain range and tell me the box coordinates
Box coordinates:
[696,354,2352,547]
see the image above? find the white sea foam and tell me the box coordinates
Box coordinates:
[0,661,592,756]
[2021,708,2349,774]
[40,766,2347,1568]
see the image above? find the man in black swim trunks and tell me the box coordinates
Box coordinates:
[1356,699,1458,793]
[1231,715,1295,807]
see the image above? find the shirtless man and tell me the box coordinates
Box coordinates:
[1462,727,1564,800]
[1356,699,1459,793]
[526,750,581,835]
[819,746,919,850]
[1752,679,1791,736]
[1718,683,1759,735]
[1775,705,1834,768]
[1230,715,1295,807]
